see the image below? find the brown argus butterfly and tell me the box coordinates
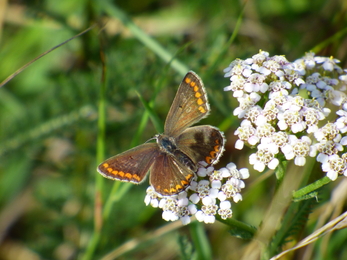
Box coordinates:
[97,71,225,196]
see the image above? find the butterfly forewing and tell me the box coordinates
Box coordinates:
[97,143,159,184]
[164,71,210,137]
[176,125,225,166]
[150,153,195,196]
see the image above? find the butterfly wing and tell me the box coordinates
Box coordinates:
[97,143,159,184]
[150,152,195,196]
[176,125,225,166]
[164,71,210,137]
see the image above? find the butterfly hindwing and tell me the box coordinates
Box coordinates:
[164,71,210,137]
[176,125,225,166]
[97,143,159,184]
[150,152,195,196]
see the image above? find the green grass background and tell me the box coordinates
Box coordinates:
[0,0,347,259]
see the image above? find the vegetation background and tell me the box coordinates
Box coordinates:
[0,0,347,259]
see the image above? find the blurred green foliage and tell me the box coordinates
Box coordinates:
[0,0,346,259]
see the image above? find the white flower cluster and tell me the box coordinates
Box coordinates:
[224,50,347,180]
[144,163,249,225]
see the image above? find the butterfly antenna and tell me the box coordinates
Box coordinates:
[145,135,159,143]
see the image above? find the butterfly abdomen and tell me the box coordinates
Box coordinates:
[157,134,196,172]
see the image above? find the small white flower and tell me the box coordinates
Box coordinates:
[189,193,200,204]
[235,139,245,150]
[249,153,265,172]
[294,156,306,166]
[209,169,224,182]
[209,188,220,198]
[188,204,197,214]
[340,136,347,145]
[256,123,276,139]
[271,131,289,148]
[281,135,315,166]
[218,209,233,220]
[189,180,198,191]
[268,158,280,169]
[180,215,191,225]
[162,211,179,221]
[249,153,266,172]
[336,110,347,133]
[202,196,214,206]
[220,200,231,209]
[145,186,161,207]
[239,168,250,179]
[317,152,329,163]
[197,167,208,177]
[204,215,216,224]
[327,90,346,106]
[177,197,189,207]
[300,52,316,69]
[219,167,231,178]
[315,122,339,141]
[234,120,259,147]
[217,191,227,201]
[321,154,347,181]
[206,166,214,175]
[249,145,278,172]
[195,180,211,198]
[233,193,243,203]
[195,210,205,222]
[211,180,222,189]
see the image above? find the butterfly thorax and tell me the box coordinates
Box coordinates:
[157,134,177,153]
[156,134,197,172]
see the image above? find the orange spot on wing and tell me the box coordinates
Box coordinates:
[125,173,133,179]
[175,184,183,190]
[180,180,188,186]
[197,98,204,105]
[186,173,193,181]
[133,174,141,182]
[199,106,206,113]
